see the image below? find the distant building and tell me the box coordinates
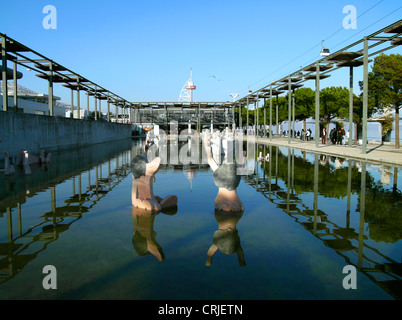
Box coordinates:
[0,82,68,117]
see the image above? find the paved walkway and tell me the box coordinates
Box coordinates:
[251,136,402,167]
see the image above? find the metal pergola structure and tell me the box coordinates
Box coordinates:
[235,19,402,153]
[2,19,401,152]
[129,101,235,131]
[1,32,132,122]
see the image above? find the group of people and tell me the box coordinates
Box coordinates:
[300,128,312,141]
[329,127,346,145]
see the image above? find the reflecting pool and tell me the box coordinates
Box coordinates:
[0,138,401,300]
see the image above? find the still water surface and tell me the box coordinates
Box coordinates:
[0,138,401,299]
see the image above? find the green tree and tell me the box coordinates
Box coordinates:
[363,53,402,148]
[294,87,315,131]
[319,86,349,132]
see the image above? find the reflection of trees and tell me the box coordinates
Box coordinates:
[268,147,372,198]
[247,144,402,299]
[362,183,402,243]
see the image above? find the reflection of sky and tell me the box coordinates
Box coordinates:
[1,140,401,300]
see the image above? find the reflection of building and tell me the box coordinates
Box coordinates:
[0,83,67,117]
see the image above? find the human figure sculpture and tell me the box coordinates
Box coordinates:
[203,133,244,213]
[131,154,177,212]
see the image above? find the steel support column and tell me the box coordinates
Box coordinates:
[288,75,291,144]
[315,61,320,148]
[269,84,273,141]
[94,85,98,121]
[86,92,89,119]
[348,66,354,147]
[292,88,295,139]
[276,94,279,137]
[107,94,110,122]
[246,96,249,136]
[264,98,266,137]
[362,37,368,154]
[76,77,80,119]
[70,89,74,118]
[1,35,7,111]
[13,61,18,112]
[238,102,242,132]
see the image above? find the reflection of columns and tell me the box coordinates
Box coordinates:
[269,145,272,200]
[358,162,366,268]
[347,160,352,214]
[17,203,22,236]
[51,186,56,214]
[291,149,295,191]
[78,174,82,202]
[7,207,12,242]
[394,167,398,191]
[313,153,319,235]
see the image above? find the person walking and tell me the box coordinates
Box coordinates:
[322,127,326,144]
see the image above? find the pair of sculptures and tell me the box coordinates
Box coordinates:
[131,132,245,266]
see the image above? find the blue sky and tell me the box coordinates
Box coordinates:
[1,0,401,106]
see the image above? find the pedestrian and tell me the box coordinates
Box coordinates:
[322,127,326,144]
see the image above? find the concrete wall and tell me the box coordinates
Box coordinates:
[0,111,132,160]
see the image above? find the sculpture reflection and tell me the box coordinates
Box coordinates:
[203,132,244,212]
[206,210,245,267]
[131,205,177,262]
[130,151,178,261]
[203,130,245,266]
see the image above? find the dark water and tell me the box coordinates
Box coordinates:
[0,138,401,300]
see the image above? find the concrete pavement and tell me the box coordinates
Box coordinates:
[252,136,402,167]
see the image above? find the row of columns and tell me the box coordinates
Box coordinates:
[1,35,131,123]
[235,36,370,154]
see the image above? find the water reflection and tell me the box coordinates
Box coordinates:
[206,210,245,267]
[0,136,401,299]
[246,143,402,299]
[0,139,137,284]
